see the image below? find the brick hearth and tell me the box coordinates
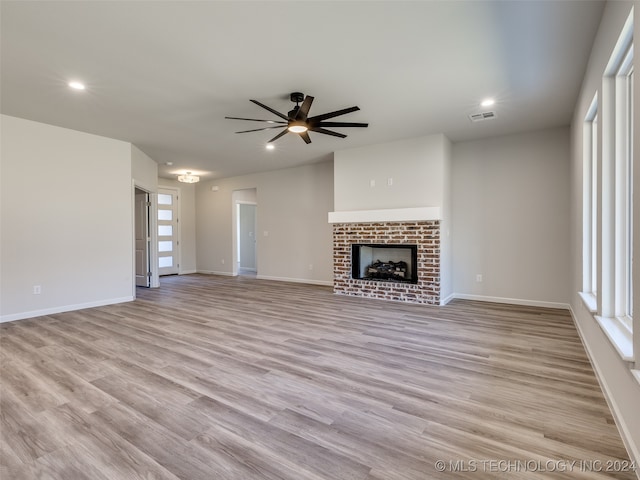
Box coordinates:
[332,221,440,304]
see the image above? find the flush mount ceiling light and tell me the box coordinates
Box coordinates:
[68,81,86,90]
[266,144,275,150]
[481,98,495,107]
[177,171,200,183]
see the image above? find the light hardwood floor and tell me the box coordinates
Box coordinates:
[1,274,636,479]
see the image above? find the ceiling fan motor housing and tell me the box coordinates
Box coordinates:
[290,92,305,103]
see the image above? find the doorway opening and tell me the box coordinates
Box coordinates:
[232,188,257,277]
[134,188,152,287]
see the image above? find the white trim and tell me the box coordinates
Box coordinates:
[0,296,134,323]
[132,179,157,196]
[595,315,634,362]
[440,293,455,305]
[131,180,137,296]
[133,183,159,290]
[569,306,640,475]
[579,291,598,312]
[197,270,331,286]
[197,270,235,276]
[148,193,160,288]
[452,293,569,310]
[179,269,197,275]
[256,274,333,286]
[604,6,634,75]
[328,207,441,224]
[235,200,258,276]
[158,187,180,276]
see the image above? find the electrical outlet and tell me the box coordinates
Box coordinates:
[369,179,376,187]
[308,264,313,271]
[33,285,41,294]
[221,259,225,265]
[476,274,483,283]
[387,177,393,186]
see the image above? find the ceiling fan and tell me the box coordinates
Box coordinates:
[225,92,368,144]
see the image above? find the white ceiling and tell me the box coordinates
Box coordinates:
[1,1,605,180]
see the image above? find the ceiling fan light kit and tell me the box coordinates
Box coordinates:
[288,122,308,133]
[226,92,368,145]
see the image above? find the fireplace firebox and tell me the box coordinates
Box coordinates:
[351,244,418,284]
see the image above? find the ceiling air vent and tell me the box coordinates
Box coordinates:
[469,111,497,122]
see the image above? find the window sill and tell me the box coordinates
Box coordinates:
[579,292,634,364]
[594,315,634,364]
[579,291,597,313]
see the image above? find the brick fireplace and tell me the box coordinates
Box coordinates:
[332,220,441,304]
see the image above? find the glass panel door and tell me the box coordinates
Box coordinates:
[158,188,179,275]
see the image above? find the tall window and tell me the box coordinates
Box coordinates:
[614,45,633,330]
[583,97,598,305]
[581,11,634,361]
[591,115,599,298]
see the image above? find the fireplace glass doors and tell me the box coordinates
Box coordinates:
[351,244,418,284]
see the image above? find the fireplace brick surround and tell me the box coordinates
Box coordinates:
[333,220,440,304]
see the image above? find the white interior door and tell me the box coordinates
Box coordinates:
[158,188,179,276]
[135,190,151,287]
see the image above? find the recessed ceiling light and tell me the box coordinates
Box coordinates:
[266,144,275,150]
[481,98,495,107]
[68,81,86,90]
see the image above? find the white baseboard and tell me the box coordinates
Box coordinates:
[0,296,134,324]
[256,274,333,287]
[196,270,235,276]
[451,293,569,310]
[569,306,640,477]
[196,270,331,286]
[179,269,197,275]
[440,293,456,305]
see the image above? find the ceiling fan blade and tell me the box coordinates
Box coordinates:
[250,100,289,121]
[316,121,369,128]
[295,95,314,120]
[268,129,289,143]
[309,127,347,138]
[225,116,287,124]
[236,125,288,133]
[308,106,360,122]
[299,131,312,144]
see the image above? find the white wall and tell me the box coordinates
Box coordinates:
[0,115,134,321]
[131,145,158,193]
[333,133,452,301]
[452,127,571,307]
[132,145,159,287]
[196,161,334,285]
[569,1,640,466]
[441,137,453,302]
[158,179,197,274]
[334,134,449,211]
